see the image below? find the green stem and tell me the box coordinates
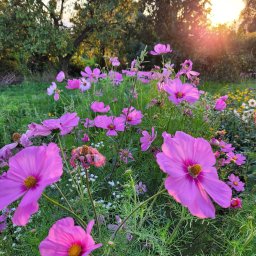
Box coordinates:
[42,193,86,228]
[85,168,100,235]
[112,188,166,239]
[55,184,74,212]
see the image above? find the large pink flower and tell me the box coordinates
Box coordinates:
[164,78,200,105]
[150,44,172,55]
[156,131,232,218]
[121,107,143,125]
[94,115,125,136]
[91,101,110,113]
[140,127,157,151]
[0,143,63,226]
[39,217,102,256]
[42,112,80,136]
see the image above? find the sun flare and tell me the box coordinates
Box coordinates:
[209,0,245,26]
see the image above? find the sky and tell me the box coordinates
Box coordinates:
[208,0,245,26]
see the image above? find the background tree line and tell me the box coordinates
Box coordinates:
[0,0,255,83]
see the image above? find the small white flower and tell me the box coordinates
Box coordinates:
[248,99,256,108]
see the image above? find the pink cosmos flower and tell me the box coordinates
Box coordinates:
[150,43,172,55]
[0,143,18,167]
[110,57,120,66]
[39,217,102,256]
[81,67,106,83]
[70,145,106,169]
[91,101,110,113]
[109,71,123,85]
[47,82,60,101]
[164,78,200,105]
[225,152,246,166]
[20,133,32,147]
[219,141,235,153]
[79,78,91,92]
[137,71,152,84]
[42,112,80,136]
[122,59,137,77]
[156,131,232,218]
[176,60,200,80]
[230,198,242,208]
[82,133,90,143]
[119,149,134,164]
[66,79,81,90]
[121,107,143,126]
[214,99,227,111]
[27,123,52,137]
[94,115,125,136]
[56,71,65,82]
[227,174,245,192]
[140,127,157,151]
[84,118,95,128]
[0,143,63,226]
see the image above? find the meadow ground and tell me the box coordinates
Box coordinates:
[0,79,255,256]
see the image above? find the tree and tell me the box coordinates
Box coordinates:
[0,0,138,72]
[239,0,256,33]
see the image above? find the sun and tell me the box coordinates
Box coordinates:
[209,0,245,26]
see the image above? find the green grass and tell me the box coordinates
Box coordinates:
[0,79,255,256]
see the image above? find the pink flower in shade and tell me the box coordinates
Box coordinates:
[81,67,106,83]
[66,79,81,90]
[214,99,227,111]
[110,57,120,66]
[47,82,60,101]
[176,60,200,80]
[0,143,63,226]
[82,133,90,143]
[219,141,235,153]
[137,71,152,84]
[225,152,246,166]
[230,198,242,208]
[39,217,102,256]
[56,71,65,82]
[27,123,52,137]
[156,131,232,219]
[119,149,134,164]
[19,133,32,147]
[42,112,80,136]
[0,143,18,167]
[84,118,95,128]
[79,78,91,92]
[91,101,110,113]
[122,59,137,77]
[70,145,106,169]
[164,78,200,105]
[140,127,157,151]
[121,107,143,126]
[227,174,245,192]
[94,115,125,136]
[150,43,172,55]
[109,71,123,85]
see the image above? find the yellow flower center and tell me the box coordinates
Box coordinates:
[12,132,21,142]
[24,176,37,189]
[176,92,184,99]
[188,164,202,178]
[233,181,238,186]
[68,244,82,256]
